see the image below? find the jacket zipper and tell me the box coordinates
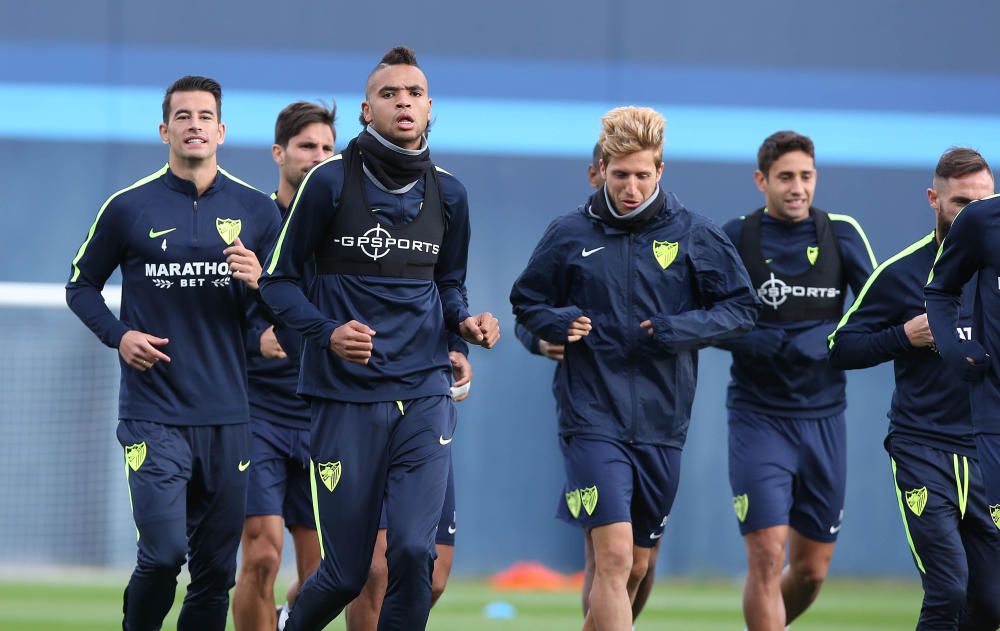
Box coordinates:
[192,199,199,242]
[627,232,637,443]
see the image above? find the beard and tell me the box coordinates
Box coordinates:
[937,212,953,241]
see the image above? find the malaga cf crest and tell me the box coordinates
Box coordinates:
[905,487,927,517]
[318,461,342,492]
[990,504,1000,530]
[653,240,678,270]
[807,246,819,266]
[216,218,242,245]
[733,494,749,523]
[125,442,147,472]
[580,485,599,516]
[565,489,582,519]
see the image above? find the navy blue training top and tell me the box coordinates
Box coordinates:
[66,165,282,426]
[830,232,976,455]
[926,195,1000,434]
[259,151,472,403]
[719,211,877,418]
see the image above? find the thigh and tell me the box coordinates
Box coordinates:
[888,439,967,587]
[790,413,847,543]
[246,419,290,519]
[562,436,633,531]
[283,427,315,529]
[116,420,192,526]
[728,410,796,535]
[973,433,1000,506]
[960,454,1000,602]
[435,456,457,546]
[629,445,682,548]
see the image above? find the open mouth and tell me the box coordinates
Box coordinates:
[396,114,415,130]
[184,136,207,145]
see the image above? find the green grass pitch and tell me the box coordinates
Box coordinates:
[0,574,922,630]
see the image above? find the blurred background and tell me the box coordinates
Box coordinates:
[3,0,1000,581]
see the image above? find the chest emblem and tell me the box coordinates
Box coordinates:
[653,240,678,270]
[807,246,819,266]
[216,218,242,245]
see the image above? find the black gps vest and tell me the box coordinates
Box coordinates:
[315,139,445,280]
[739,207,845,322]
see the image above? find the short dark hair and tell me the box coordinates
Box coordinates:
[274,101,337,147]
[591,142,601,169]
[935,147,992,181]
[360,46,422,126]
[757,130,815,176]
[162,75,222,123]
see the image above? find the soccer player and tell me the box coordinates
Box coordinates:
[511,106,759,631]
[232,101,335,631]
[516,142,661,622]
[830,147,1000,629]
[258,46,499,631]
[717,131,876,631]
[344,354,470,631]
[926,155,1000,553]
[65,76,281,631]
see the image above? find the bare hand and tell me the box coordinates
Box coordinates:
[449,351,473,401]
[567,316,592,342]
[119,330,171,372]
[903,313,934,348]
[330,320,376,364]
[260,326,287,359]
[640,319,655,336]
[224,237,263,290]
[459,312,500,349]
[538,340,565,361]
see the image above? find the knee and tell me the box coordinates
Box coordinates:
[925,581,967,620]
[628,556,649,590]
[745,534,785,581]
[594,542,633,581]
[242,539,282,586]
[389,540,434,571]
[367,554,389,591]
[967,591,1000,627]
[788,558,829,593]
[137,537,187,573]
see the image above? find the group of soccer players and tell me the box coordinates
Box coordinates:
[65,42,1000,631]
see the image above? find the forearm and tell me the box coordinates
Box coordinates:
[515,322,541,355]
[514,304,584,344]
[259,278,338,349]
[828,326,910,370]
[66,285,129,348]
[651,301,757,352]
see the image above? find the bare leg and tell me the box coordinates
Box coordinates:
[782,530,834,624]
[286,525,321,608]
[581,522,633,631]
[631,540,659,621]
[431,544,454,607]
[582,530,595,617]
[232,515,284,631]
[742,525,788,631]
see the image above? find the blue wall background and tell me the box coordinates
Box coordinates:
[3,0,1000,577]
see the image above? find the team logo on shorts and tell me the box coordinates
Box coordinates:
[565,489,582,519]
[318,461,342,492]
[807,246,819,266]
[733,494,749,523]
[124,443,146,472]
[905,487,927,517]
[215,218,242,245]
[580,486,599,516]
[653,240,679,270]
[990,504,1000,530]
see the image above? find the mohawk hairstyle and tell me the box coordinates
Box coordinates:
[360,46,425,127]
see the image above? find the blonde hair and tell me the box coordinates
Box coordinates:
[598,106,665,168]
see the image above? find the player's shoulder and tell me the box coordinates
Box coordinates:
[826,211,869,238]
[870,232,936,286]
[957,194,1000,223]
[433,163,469,203]
[102,164,170,215]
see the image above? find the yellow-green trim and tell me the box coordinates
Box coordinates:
[309,459,325,560]
[954,454,969,519]
[269,192,277,201]
[218,166,264,193]
[891,458,925,573]
[265,154,341,275]
[435,166,452,175]
[829,232,934,349]
[829,213,878,269]
[70,164,169,283]
[123,449,140,542]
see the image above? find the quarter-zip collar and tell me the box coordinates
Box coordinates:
[163,164,224,198]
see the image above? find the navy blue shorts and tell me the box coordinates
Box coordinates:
[380,455,456,546]
[246,418,313,529]
[728,410,846,542]
[888,436,1000,627]
[556,435,681,548]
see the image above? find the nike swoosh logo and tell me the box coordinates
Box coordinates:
[238,460,251,472]
[448,525,457,534]
[649,531,664,540]
[439,435,454,445]
[149,228,177,238]
[829,524,841,534]
[581,247,606,257]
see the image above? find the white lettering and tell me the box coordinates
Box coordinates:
[181,262,194,276]
[145,263,157,276]
[413,241,424,252]
[168,263,181,276]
